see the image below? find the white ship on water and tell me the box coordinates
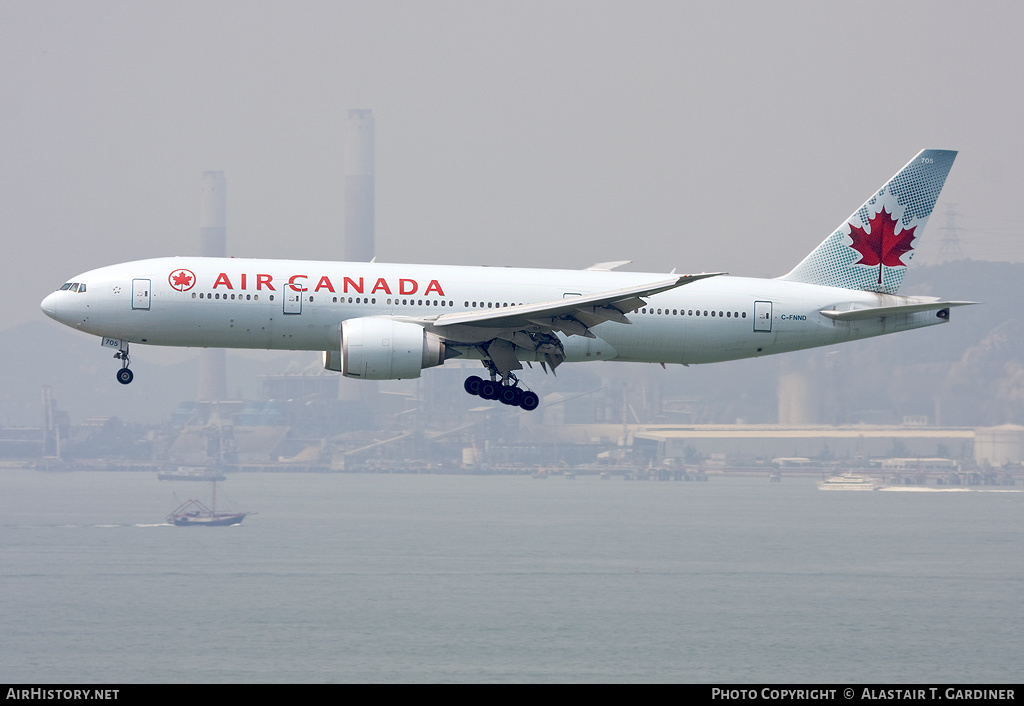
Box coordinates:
[818,473,880,491]
[819,474,1023,493]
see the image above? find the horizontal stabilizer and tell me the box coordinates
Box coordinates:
[819,301,976,321]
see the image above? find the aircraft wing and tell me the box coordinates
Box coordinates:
[425,272,723,335]
[403,272,723,376]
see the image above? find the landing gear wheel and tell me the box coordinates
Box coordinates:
[519,391,540,411]
[113,343,132,385]
[464,375,483,396]
[468,367,538,410]
[499,386,523,406]
[479,380,501,400]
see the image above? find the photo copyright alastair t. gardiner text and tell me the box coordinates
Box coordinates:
[711,688,1016,702]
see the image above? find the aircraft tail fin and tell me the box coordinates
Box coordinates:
[780,149,957,294]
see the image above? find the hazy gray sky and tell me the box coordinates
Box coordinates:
[4,1,1023,330]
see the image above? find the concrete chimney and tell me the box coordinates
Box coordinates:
[777,371,818,425]
[343,109,375,262]
[339,111,376,404]
[198,171,227,402]
[200,171,226,258]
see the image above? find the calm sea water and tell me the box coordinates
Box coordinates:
[1,469,1022,683]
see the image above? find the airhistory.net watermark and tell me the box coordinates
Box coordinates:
[6,690,118,700]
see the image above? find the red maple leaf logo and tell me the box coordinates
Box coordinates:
[847,207,917,284]
[168,269,196,291]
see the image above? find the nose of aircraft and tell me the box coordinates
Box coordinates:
[40,291,58,320]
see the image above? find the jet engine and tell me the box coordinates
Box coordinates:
[323,317,447,380]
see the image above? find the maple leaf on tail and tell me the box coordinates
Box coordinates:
[847,207,917,284]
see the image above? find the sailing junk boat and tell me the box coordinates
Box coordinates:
[166,482,250,527]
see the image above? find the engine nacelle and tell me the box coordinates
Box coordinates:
[323,317,447,380]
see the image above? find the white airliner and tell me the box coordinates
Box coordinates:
[42,149,971,411]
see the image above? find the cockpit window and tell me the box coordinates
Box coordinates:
[70,283,80,292]
[59,283,73,290]
[78,283,86,293]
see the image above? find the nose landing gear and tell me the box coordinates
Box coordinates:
[114,343,133,385]
[464,373,539,411]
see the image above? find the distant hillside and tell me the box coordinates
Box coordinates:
[857,260,1023,425]
[609,260,1023,426]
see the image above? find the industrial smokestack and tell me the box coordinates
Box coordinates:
[198,171,227,402]
[339,111,375,404]
[199,171,226,258]
[777,371,818,425]
[343,109,375,262]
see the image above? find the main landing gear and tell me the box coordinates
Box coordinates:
[464,374,540,411]
[114,343,133,385]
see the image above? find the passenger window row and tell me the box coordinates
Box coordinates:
[464,301,523,308]
[193,292,264,301]
[190,293,463,307]
[639,307,746,319]
[185,294,745,320]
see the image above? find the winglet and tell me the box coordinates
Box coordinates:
[586,260,632,271]
[674,271,725,287]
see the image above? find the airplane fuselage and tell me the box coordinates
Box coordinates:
[41,256,951,367]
